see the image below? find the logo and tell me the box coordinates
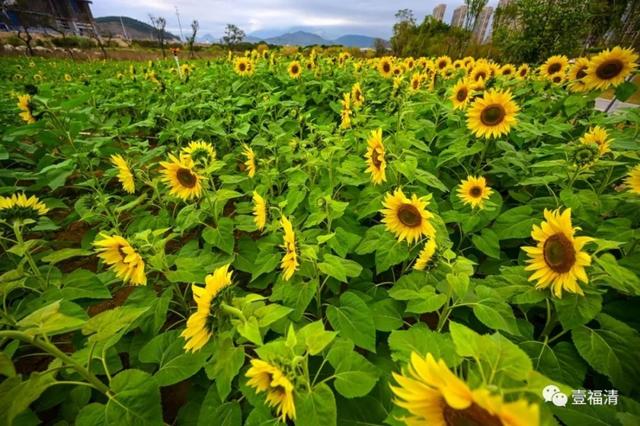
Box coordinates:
[542,385,568,407]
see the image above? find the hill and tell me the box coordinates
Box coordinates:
[333,34,379,48]
[95,16,180,41]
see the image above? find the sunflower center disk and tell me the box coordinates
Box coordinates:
[239,64,246,71]
[475,72,486,81]
[548,63,562,74]
[443,402,503,426]
[576,68,587,79]
[383,63,390,73]
[543,233,576,273]
[456,89,468,102]
[596,59,623,80]
[372,149,383,168]
[480,105,505,126]
[397,204,422,228]
[292,66,299,74]
[177,168,197,188]
[469,186,482,198]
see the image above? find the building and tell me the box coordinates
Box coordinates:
[0,0,97,36]
[472,6,494,42]
[432,4,446,22]
[451,5,468,28]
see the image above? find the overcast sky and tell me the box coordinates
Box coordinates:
[91,0,500,40]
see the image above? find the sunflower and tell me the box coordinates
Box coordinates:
[457,176,492,209]
[414,238,437,271]
[451,79,473,110]
[522,208,593,298]
[252,191,267,231]
[340,92,352,129]
[469,63,491,82]
[110,154,135,194]
[391,352,539,426]
[499,64,516,77]
[16,94,36,124]
[288,60,302,79]
[351,82,364,108]
[159,154,203,200]
[404,57,416,70]
[540,55,569,78]
[246,359,297,422]
[181,264,233,352]
[467,89,519,139]
[94,233,146,285]
[392,65,404,77]
[435,55,452,71]
[568,57,590,92]
[409,73,421,91]
[242,145,256,177]
[181,140,216,166]
[584,46,638,90]
[378,57,394,78]
[365,128,387,185]
[550,73,565,85]
[516,64,530,79]
[381,189,435,244]
[234,57,253,76]
[280,216,298,281]
[64,73,72,82]
[625,165,640,194]
[462,56,475,69]
[580,126,611,156]
[0,193,48,222]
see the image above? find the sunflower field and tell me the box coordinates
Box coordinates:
[1,46,640,426]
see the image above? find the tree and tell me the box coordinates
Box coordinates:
[374,38,387,56]
[149,15,167,58]
[464,0,489,32]
[390,9,416,55]
[188,20,199,58]
[221,24,245,48]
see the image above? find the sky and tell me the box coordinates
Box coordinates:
[91,0,501,40]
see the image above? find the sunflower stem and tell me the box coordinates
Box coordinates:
[12,221,44,285]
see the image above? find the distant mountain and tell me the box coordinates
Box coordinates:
[333,34,379,48]
[198,33,218,43]
[265,31,332,46]
[95,16,180,41]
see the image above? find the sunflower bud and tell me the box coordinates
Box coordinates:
[571,142,599,167]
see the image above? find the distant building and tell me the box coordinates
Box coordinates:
[0,0,97,36]
[472,6,494,42]
[451,5,468,28]
[432,4,446,22]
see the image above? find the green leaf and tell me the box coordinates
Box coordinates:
[82,306,149,350]
[326,339,379,398]
[105,369,162,425]
[60,269,111,300]
[254,303,292,328]
[520,341,587,389]
[296,321,338,355]
[317,254,362,283]
[138,330,208,386]
[614,81,637,102]
[471,228,500,259]
[41,248,92,264]
[375,237,410,273]
[0,372,56,426]
[327,227,362,257]
[76,403,107,426]
[572,314,640,393]
[296,383,337,426]
[326,292,376,352]
[493,206,539,240]
[372,299,404,332]
[555,292,602,330]
[388,324,459,366]
[203,217,235,254]
[17,300,88,337]
[595,254,640,296]
[389,272,447,314]
[205,336,245,400]
[270,279,317,321]
[472,286,519,334]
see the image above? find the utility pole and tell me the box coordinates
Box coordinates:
[119,15,129,42]
[175,6,184,42]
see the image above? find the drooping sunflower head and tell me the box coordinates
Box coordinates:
[16,94,36,124]
[252,191,267,231]
[580,126,611,156]
[626,165,640,195]
[351,82,364,108]
[181,263,233,352]
[288,60,302,79]
[110,154,135,194]
[246,359,297,422]
[584,46,639,90]
[93,233,146,286]
[516,64,530,79]
[467,89,520,139]
[391,352,539,426]
[414,238,437,271]
[381,189,435,244]
[242,144,256,177]
[181,140,217,166]
[457,175,493,209]
[280,215,299,281]
[540,55,569,78]
[365,128,387,185]
[234,57,254,76]
[0,193,49,222]
[378,57,394,78]
[522,208,593,298]
[159,154,203,201]
[451,79,473,110]
[568,57,590,92]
